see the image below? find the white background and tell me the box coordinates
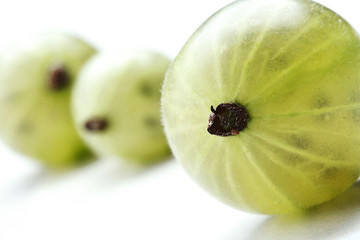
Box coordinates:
[1,0,360,239]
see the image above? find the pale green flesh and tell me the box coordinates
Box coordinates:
[162,0,360,214]
[72,51,171,165]
[0,34,96,168]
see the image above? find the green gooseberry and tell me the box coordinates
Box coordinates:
[72,51,171,165]
[0,33,96,169]
[161,0,360,214]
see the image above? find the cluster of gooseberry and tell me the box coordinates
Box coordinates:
[0,33,171,169]
[1,0,360,215]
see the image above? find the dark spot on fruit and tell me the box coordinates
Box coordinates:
[314,96,330,109]
[144,116,159,127]
[290,134,310,150]
[73,148,94,165]
[320,167,339,180]
[207,103,249,137]
[17,121,33,135]
[139,82,153,97]
[84,117,108,132]
[313,95,332,121]
[48,64,69,91]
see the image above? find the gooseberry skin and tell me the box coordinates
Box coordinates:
[161,0,360,214]
[72,51,171,165]
[0,33,96,168]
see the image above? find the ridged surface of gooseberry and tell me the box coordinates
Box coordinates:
[161,0,360,214]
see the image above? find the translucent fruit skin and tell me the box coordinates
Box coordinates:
[161,0,360,214]
[0,33,96,168]
[72,51,171,165]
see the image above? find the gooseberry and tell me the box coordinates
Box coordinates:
[0,33,96,168]
[161,0,360,214]
[72,51,171,165]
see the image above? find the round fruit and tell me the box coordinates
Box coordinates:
[0,33,96,168]
[161,0,360,214]
[72,51,171,165]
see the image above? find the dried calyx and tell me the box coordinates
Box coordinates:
[207,103,249,137]
[48,64,69,91]
[84,117,108,132]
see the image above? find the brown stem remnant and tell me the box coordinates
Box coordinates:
[84,117,108,132]
[207,103,249,137]
[48,64,69,90]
